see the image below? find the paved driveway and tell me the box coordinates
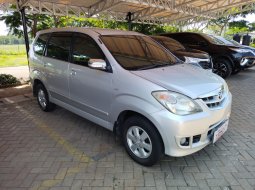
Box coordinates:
[0,69,255,190]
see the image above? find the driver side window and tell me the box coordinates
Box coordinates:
[72,33,105,66]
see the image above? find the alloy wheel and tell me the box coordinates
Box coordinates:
[126,126,152,159]
[38,89,47,109]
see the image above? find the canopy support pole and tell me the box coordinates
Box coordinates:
[20,7,29,59]
[126,12,132,31]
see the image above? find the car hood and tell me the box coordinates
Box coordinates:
[131,64,224,99]
[238,45,255,54]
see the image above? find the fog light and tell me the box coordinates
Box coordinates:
[180,137,189,146]
[180,138,186,144]
[240,58,248,66]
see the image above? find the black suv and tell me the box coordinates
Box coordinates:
[160,32,255,78]
[151,36,212,70]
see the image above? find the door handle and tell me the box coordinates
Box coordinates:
[70,69,80,76]
[70,70,76,76]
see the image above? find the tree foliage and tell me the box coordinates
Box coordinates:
[225,20,249,35]
[0,11,54,38]
[207,8,255,36]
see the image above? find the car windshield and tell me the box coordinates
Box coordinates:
[201,34,226,45]
[212,36,238,45]
[100,35,179,70]
[152,36,185,51]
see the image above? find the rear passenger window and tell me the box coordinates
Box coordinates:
[34,33,49,56]
[46,32,72,62]
[72,33,104,65]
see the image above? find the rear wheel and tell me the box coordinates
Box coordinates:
[122,116,163,166]
[213,58,233,78]
[36,84,55,112]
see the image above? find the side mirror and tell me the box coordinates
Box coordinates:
[88,59,107,71]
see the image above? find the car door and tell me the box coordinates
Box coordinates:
[69,33,113,121]
[43,32,72,100]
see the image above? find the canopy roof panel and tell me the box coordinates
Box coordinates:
[0,0,254,25]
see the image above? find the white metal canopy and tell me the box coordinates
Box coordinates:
[0,0,254,25]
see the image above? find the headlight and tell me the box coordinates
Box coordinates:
[152,91,202,115]
[184,56,200,63]
[223,82,229,95]
[184,57,202,68]
[229,48,252,54]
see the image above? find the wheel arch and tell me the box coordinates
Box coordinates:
[212,55,235,69]
[32,79,45,96]
[114,110,165,153]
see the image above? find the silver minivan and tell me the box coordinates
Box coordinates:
[29,28,232,166]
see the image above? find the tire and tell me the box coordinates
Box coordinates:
[36,84,55,112]
[122,116,163,166]
[213,58,233,79]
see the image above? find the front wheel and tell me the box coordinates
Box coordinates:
[213,58,233,78]
[122,116,163,166]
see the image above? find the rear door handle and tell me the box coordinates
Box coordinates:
[70,70,76,76]
[70,68,80,76]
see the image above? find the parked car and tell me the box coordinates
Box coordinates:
[29,28,232,166]
[160,32,255,78]
[151,36,213,70]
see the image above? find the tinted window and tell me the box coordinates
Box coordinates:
[202,34,226,45]
[101,35,178,70]
[170,34,206,45]
[152,36,185,51]
[72,33,104,65]
[46,32,72,62]
[34,33,49,56]
[212,36,232,45]
[167,34,190,44]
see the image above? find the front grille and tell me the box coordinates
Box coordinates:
[202,94,225,109]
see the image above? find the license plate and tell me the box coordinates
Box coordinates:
[213,120,229,143]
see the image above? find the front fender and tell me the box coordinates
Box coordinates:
[110,94,169,153]
[110,94,163,124]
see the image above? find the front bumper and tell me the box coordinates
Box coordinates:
[149,92,232,157]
